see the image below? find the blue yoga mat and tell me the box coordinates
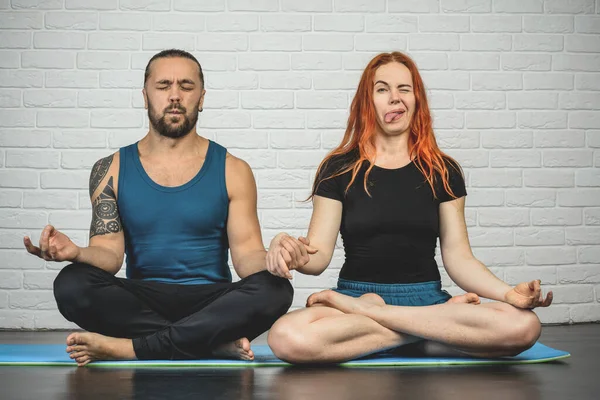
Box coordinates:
[0,343,569,367]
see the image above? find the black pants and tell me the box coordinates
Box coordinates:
[53,263,293,360]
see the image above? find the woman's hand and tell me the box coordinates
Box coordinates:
[504,280,553,309]
[266,233,317,279]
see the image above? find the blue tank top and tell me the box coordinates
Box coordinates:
[117,140,231,285]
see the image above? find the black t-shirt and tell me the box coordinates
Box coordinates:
[315,152,467,284]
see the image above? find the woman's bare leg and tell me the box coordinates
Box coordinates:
[308,290,541,358]
[267,299,420,364]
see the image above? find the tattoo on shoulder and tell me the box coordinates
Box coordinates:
[90,176,123,239]
[89,154,114,198]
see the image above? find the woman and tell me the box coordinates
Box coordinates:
[265,52,553,364]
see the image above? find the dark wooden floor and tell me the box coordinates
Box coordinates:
[1,324,598,400]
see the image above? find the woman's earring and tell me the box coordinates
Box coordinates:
[199,107,203,112]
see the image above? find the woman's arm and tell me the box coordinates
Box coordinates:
[439,197,513,301]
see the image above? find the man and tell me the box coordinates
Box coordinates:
[24,49,293,366]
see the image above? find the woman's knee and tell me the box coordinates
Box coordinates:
[499,307,542,355]
[268,319,316,364]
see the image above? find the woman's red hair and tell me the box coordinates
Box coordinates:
[310,51,461,200]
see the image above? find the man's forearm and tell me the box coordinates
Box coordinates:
[74,246,123,275]
[233,249,268,279]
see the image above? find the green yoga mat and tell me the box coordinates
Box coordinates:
[0,343,569,367]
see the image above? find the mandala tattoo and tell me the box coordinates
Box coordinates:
[89,154,114,198]
[90,177,123,238]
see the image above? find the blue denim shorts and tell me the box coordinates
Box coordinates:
[333,278,452,307]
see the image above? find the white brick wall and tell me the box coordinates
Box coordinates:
[1,1,599,329]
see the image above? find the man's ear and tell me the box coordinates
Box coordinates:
[199,88,206,111]
[142,88,148,110]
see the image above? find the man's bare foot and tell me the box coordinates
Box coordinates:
[212,338,254,361]
[307,290,383,316]
[65,332,136,367]
[447,293,481,305]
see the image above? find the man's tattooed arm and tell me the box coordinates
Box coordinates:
[89,155,114,198]
[90,176,123,239]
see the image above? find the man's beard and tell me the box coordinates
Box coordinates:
[148,102,199,139]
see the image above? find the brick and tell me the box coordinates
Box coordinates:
[449,53,499,71]
[23,90,76,108]
[558,265,600,283]
[260,15,311,32]
[335,0,384,12]
[471,15,521,32]
[366,15,417,32]
[356,34,408,51]
[37,111,88,128]
[173,0,225,12]
[513,34,563,52]
[559,189,600,206]
[206,14,257,32]
[0,190,22,208]
[107,130,145,149]
[575,16,600,33]
[410,53,449,70]
[21,51,74,69]
[0,51,19,68]
[241,92,294,109]
[88,33,141,51]
[61,150,113,170]
[23,190,78,210]
[589,131,600,147]
[432,111,465,129]
[292,53,341,70]
[494,0,542,12]
[120,0,170,10]
[579,246,600,263]
[0,32,31,48]
[48,210,91,230]
[341,53,378,70]
[518,112,567,129]
[508,92,558,110]
[535,130,585,147]
[314,15,363,31]
[99,12,151,30]
[12,0,61,8]
[0,310,35,329]
[261,210,312,229]
[507,190,556,208]
[544,150,593,167]
[303,34,353,51]
[0,170,38,189]
[195,111,250,129]
[545,0,595,14]
[437,130,480,148]
[227,150,276,170]
[0,110,34,127]
[281,0,332,11]
[307,111,348,129]
[585,208,600,225]
[577,169,600,187]
[142,33,195,51]
[53,131,106,149]
[0,210,47,229]
[471,169,522,187]
[524,73,574,90]
[322,130,345,149]
[153,14,205,32]
[515,227,564,246]
[467,228,512,246]
[505,266,557,285]
[33,32,85,49]
[9,291,56,310]
[0,71,42,88]
[196,54,236,72]
[554,54,600,72]
[40,171,87,189]
[560,93,600,110]
[239,54,289,71]
[532,208,582,226]
[203,91,239,110]
[99,71,141,89]
[296,92,347,109]
[206,73,258,90]
[570,111,600,128]
[422,72,470,90]
[455,92,504,109]
[490,151,541,167]
[550,285,595,304]
[0,89,21,107]
[66,0,117,9]
[472,73,522,90]
[525,170,575,188]
[566,227,600,245]
[0,271,21,289]
[420,15,470,32]
[214,130,267,149]
[571,304,600,323]
[409,34,459,51]
[467,111,516,128]
[197,34,248,52]
[465,189,505,207]
[278,151,328,169]
[566,35,600,53]
[260,72,311,89]
[256,170,310,189]
[472,248,524,266]
[576,73,600,90]
[441,0,491,13]
[503,54,551,71]
[0,11,42,29]
[23,272,56,290]
[461,34,512,51]
[45,11,97,30]
[389,0,439,12]
[429,92,454,109]
[6,150,59,169]
[479,208,529,227]
[270,131,320,149]
[527,247,577,265]
[78,90,131,108]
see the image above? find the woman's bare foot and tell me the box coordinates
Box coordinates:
[211,338,254,361]
[65,332,136,367]
[307,290,383,315]
[447,293,481,305]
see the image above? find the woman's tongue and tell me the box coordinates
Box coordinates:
[385,111,403,123]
